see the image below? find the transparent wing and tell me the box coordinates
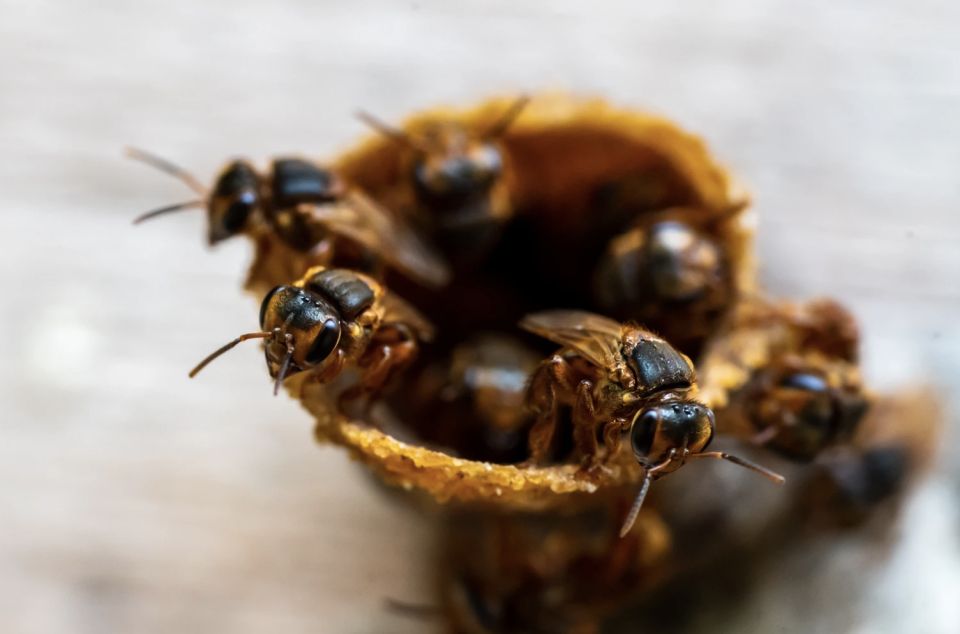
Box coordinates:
[309,190,450,289]
[381,292,436,343]
[519,310,623,369]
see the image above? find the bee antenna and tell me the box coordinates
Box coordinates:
[188,331,273,379]
[273,337,295,396]
[132,200,205,225]
[355,111,413,147]
[619,448,677,538]
[619,474,652,538]
[687,451,786,485]
[483,95,530,139]
[125,147,207,195]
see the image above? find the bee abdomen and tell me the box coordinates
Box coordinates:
[629,337,694,392]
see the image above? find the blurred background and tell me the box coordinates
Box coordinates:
[1,1,958,632]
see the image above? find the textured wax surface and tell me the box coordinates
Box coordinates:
[1,1,959,633]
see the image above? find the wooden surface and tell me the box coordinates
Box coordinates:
[2,1,958,632]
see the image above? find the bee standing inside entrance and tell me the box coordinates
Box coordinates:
[356,96,529,262]
[519,310,784,537]
[402,334,540,463]
[593,210,738,355]
[188,266,433,408]
[126,149,450,289]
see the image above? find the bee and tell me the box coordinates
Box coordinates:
[187,266,433,407]
[355,96,529,261]
[740,358,868,460]
[402,334,539,463]
[698,298,869,461]
[126,149,450,289]
[593,209,739,355]
[519,310,784,537]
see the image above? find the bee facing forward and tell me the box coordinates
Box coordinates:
[520,310,784,536]
[127,149,450,288]
[189,266,433,408]
[356,96,529,261]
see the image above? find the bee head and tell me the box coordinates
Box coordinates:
[642,221,725,302]
[207,160,262,245]
[187,285,342,396]
[752,369,869,461]
[412,129,503,211]
[258,285,343,373]
[357,97,528,230]
[630,400,715,465]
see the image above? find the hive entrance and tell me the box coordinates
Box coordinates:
[376,138,706,465]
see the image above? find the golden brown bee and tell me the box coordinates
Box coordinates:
[520,310,784,536]
[593,208,739,354]
[698,298,869,461]
[740,359,868,460]
[127,149,450,289]
[354,96,528,262]
[188,266,433,407]
[402,334,539,463]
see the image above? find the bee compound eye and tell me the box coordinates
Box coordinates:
[222,191,257,233]
[631,410,659,458]
[780,372,829,393]
[304,318,342,365]
[259,286,284,329]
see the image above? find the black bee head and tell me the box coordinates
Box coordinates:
[413,133,503,211]
[207,160,261,245]
[259,285,343,372]
[643,221,724,302]
[631,400,715,465]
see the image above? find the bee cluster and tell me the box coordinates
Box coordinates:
[134,95,938,633]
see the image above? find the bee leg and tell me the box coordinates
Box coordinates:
[522,356,574,466]
[602,417,628,461]
[308,235,335,263]
[574,382,615,478]
[314,348,347,384]
[523,381,558,466]
[339,324,419,412]
[572,380,599,461]
[750,424,781,446]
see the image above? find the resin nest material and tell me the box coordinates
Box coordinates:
[273,94,761,510]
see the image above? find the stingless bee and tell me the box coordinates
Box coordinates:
[699,298,869,461]
[519,310,784,536]
[188,266,433,406]
[593,209,740,355]
[742,357,868,460]
[356,96,529,260]
[126,149,450,288]
[404,334,540,463]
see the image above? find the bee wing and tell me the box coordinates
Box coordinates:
[519,310,623,369]
[314,189,451,289]
[380,291,436,343]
